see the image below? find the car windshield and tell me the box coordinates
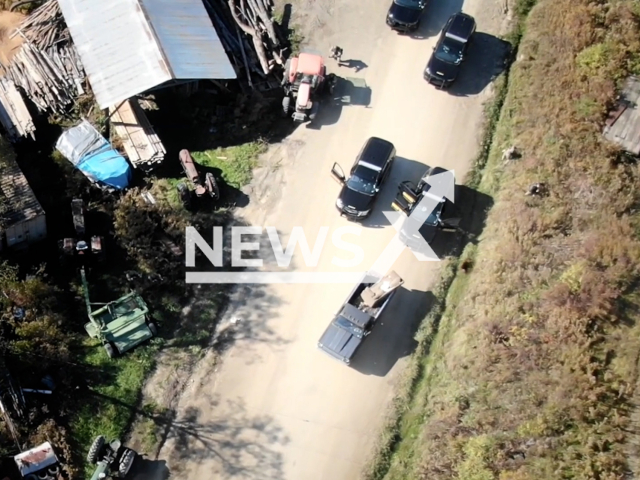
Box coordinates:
[434,40,463,64]
[335,317,364,338]
[394,0,423,9]
[346,167,377,195]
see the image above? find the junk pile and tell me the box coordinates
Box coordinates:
[2,0,86,114]
[108,98,166,171]
[55,120,131,190]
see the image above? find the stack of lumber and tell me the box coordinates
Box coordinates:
[2,0,85,114]
[203,0,285,89]
[109,98,166,170]
[0,77,35,140]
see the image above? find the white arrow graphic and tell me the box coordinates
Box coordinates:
[364,169,455,281]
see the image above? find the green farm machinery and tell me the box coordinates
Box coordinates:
[81,267,157,358]
[86,435,137,479]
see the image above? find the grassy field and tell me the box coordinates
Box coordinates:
[365,0,640,479]
[192,141,267,189]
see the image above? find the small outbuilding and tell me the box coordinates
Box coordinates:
[0,137,46,250]
[603,76,640,156]
[57,0,237,109]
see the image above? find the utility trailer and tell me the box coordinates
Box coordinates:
[13,442,62,480]
[318,270,404,365]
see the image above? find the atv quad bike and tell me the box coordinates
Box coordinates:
[282,50,337,122]
[178,149,220,202]
[86,435,137,480]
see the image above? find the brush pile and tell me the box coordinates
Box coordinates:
[202,0,287,90]
[2,0,86,114]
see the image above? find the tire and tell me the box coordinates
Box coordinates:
[308,103,319,121]
[47,465,60,476]
[147,322,158,336]
[36,472,50,480]
[282,96,291,116]
[104,342,116,359]
[118,449,136,477]
[25,475,37,480]
[87,435,105,464]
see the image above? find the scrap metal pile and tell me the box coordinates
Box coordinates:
[203,0,286,89]
[2,0,85,114]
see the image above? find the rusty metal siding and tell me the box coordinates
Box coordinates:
[139,0,236,80]
[58,0,172,109]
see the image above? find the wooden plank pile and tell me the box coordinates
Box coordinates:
[0,77,35,140]
[109,98,166,171]
[202,0,286,90]
[2,0,86,114]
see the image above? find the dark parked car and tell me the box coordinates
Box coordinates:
[424,12,476,88]
[318,270,404,365]
[391,166,461,246]
[386,0,427,33]
[330,137,396,221]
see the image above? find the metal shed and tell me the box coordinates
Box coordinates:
[603,76,640,156]
[57,0,237,110]
[0,138,47,250]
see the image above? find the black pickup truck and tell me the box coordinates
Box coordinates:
[318,271,404,365]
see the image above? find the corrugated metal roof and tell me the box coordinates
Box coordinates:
[0,137,45,226]
[57,0,236,110]
[603,76,640,155]
[140,0,237,79]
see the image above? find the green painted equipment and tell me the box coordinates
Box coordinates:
[81,267,157,358]
[87,435,137,479]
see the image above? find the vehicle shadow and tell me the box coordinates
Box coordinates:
[410,0,465,40]
[128,457,170,480]
[448,32,512,97]
[350,289,435,376]
[362,157,430,229]
[429,183,494,259]
[307,76,373,130]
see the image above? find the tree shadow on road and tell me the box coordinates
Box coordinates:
[410,0,465,40]
[448,32,512,97]
[351,290,436,376]
[163,399,289,480]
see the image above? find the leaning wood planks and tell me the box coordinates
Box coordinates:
[109,98,166,170]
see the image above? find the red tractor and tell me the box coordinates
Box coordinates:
[282,50,336,123]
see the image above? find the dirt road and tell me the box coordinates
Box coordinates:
[151,0,509,479]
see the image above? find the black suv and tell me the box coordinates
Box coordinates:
[386,0,427,33]
[424,12,476,88]
[331,137,396,221]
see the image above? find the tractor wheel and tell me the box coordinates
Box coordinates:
[147,322,158,336]
[282,96,291,116]
[87,435,105,464]
[118,449,136,477]
[104,342,116,359]
[47,465,60,476]
[308,103,319,121]
[35,471,50,480]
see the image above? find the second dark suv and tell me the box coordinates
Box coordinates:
[386,0,428,33]
[424,12,476,88]
[330,137,396,221]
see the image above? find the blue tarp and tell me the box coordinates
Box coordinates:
[55,120,131,190]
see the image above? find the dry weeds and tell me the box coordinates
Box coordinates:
[369,0,640,479]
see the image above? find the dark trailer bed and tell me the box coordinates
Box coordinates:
[318,271,404,364]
